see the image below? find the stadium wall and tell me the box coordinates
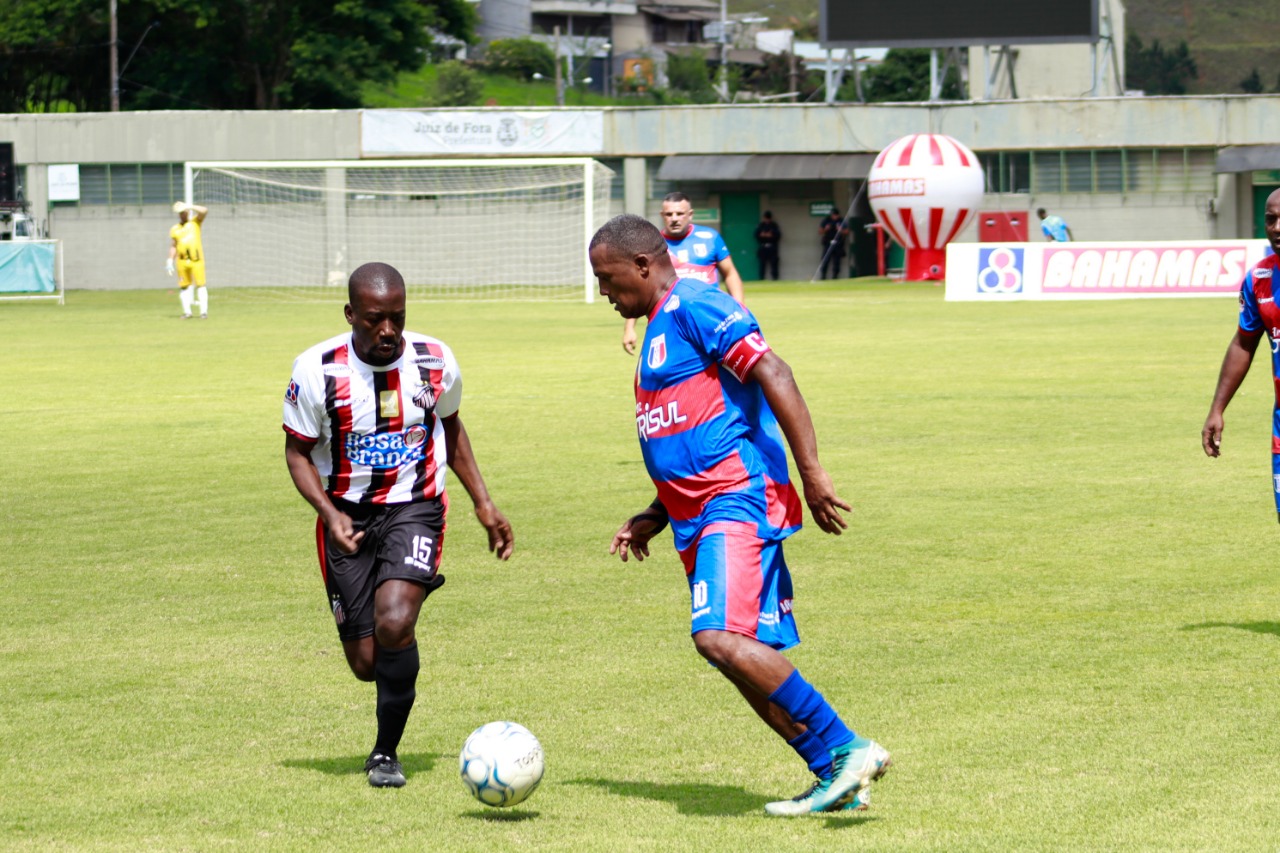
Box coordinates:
[1,97,1276,289]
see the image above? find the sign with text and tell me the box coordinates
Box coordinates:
[946,240,1272,301]
[362,110,605,156]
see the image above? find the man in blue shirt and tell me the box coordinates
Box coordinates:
[1037,208,1073,242]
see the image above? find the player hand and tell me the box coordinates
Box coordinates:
[610,513,665,562]
[622,329,638,355]
[165,258,176,276]
[476,501,514,560]
[802,470,852,535]
[1202,413,1224,458]
[325,511,364,554]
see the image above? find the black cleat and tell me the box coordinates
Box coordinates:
[364,752,406,788]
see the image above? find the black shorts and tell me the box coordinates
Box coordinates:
[315,497,447,642]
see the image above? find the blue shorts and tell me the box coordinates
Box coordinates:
[678,521,800,651]
[1271,454,1280,514]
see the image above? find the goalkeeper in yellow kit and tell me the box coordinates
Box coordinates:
[167,201,210,318]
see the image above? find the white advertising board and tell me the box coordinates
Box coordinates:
[946,240,1272,301]
[361,110,605,156]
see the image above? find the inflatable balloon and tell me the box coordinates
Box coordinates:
[867,134,985,281]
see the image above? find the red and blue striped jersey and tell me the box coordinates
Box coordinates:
[635,279,803,550]
[1237,253,1280,452]
[665,225,730,287]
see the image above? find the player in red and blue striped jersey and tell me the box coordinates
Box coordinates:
[1203,188,1280,520]
[621,192,745,355]
[591,215,891,816]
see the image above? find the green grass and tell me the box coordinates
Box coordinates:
[3,282,1280,850]
[362,64,655,109]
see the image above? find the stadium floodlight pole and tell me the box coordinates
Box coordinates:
[554,26,565,107]
[109,0,119,112]
[717,0,729,102]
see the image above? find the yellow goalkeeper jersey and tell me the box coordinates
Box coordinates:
[170,220,204,263]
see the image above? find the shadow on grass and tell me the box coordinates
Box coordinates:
[1181,621,1280,638]
[462,809,540,822]
[566,778,760,816]
[281,752,443,777]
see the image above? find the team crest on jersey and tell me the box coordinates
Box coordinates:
[403,424,428,449]
[647,334,667,369]
[285,379,300,407]
[413,384,436,413]
[379,390,400,418]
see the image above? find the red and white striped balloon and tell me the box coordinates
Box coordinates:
[867,134,984,281]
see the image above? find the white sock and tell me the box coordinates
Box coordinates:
[196,286,208,316]
[179,287,194,316]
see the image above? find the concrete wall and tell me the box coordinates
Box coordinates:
[4,96,1278,289]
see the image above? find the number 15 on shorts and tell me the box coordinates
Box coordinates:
[404,534,436,574]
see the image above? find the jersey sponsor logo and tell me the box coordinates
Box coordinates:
[404,533,437,573]
[329,593,345,626]
[694,230,715,239]
[680,269,714,283]
[414,355,446,369]
[677,250,689,264]
[1262,297,1275,304]
[1257,268,1273,279]
[344,429,427,469]
[664,294,681,313]
[322,363,352,376]
[379,390,400,418]
[647,334,667,369]
[285,379,300,407]
[636,400,688,441]
[713,311,745,334]
[694,243,708,258]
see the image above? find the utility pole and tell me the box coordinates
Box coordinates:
[554,25,565,107]
[717,0,729,101]
[109,0,120,111]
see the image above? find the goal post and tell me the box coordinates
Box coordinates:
[0,240,64,304]
[183,158,614,303]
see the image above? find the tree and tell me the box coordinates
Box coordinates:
[665,48,717,102]
[1239,67,1263,94]
[1124,34,1198,95]
[856,49,963,102]
[740,52,821,101]
[483,38,555,81]
[432,60,483,106]
[0,0,477,112]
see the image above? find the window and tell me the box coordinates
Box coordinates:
[61,163,183,206]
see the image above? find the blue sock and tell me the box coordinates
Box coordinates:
[769,669,857,751]
[787,729,834,778]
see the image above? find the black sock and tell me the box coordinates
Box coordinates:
[373,641,419,758]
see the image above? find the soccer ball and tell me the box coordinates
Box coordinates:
[459,721,545,807]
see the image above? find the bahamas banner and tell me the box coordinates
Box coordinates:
[361,109,605,155]
[945,240,1271,301]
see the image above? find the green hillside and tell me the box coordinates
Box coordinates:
[732,0,1278,95]
[1122,0,1280,94]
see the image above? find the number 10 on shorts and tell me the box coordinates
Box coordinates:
[404,534,436,574]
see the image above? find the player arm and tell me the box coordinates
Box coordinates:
[1202,328,1263,457]
[748,351,851,534]
[190,204,208,223]
[283,431,363,553]
[610,496,668,563]
[442,414,513,559]
[717,255,745,305]
[622,317,639,355]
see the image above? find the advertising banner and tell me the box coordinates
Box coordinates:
[945,240,1272,301]
[361,110,605,156]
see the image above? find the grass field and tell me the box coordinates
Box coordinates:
[3,281,1280,850]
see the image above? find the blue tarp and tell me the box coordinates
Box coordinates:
[0,241,56,293]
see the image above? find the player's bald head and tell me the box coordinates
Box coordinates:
[348,262,405,307]
[590,214,668,261]
[1268,187,1280,208]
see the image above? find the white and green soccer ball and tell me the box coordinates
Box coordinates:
[459,721,545,807]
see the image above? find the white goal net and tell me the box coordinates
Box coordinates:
[185,158,614,302]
